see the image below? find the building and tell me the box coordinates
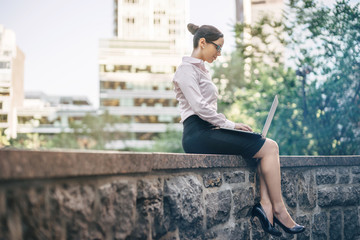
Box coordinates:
[99,0,189,150]
[235,0,284,24]
[235,0,285,80]
[0,24,25,139]
[17,91,96,135]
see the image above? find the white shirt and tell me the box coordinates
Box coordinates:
[173,56,235,129]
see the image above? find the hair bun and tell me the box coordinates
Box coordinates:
[187,23,199,35]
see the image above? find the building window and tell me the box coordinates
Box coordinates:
[73,100,90,106]
[169,29,176,35]
[154,19,161,24]
[154,10,166,15]
[60,97,72,105]
[120,98,134,107]
[136,132,157,140]
[173,116,181,123]
[101,81,127,90]
[114,65,131,72]
[124,0,138,3]
[101,99,120,107]
[0,87,10,96]
[134,98,175,107]
[100,64,132,73]
[252,0,266,4]
[0,102,2,110]
[105,64,115,72]
[0,114,7,123]
[0,62,10,69]
[126,17,135,24]
[68,116,84,124]
[134,65,151,73]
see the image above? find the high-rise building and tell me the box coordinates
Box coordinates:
[235,0,285,80]
[0,25,25,139]
[236,0,284,24]
[99,0,189,150]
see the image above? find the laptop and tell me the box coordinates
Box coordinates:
[220,95,278,138]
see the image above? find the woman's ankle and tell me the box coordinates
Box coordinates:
[272,203,287,217]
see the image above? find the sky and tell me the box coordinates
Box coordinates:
[0,0,237,107]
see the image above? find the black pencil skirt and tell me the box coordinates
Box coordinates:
[182,115,266,159]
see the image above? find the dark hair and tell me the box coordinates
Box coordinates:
[187,23,223,48]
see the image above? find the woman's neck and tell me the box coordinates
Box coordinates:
[191,48,204,61]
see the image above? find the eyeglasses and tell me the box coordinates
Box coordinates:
[208,41,222,53]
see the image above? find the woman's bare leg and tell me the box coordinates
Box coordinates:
[253,138,296,228]
[257,163,274,225]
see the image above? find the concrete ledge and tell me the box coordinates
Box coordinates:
[0,149,359,180]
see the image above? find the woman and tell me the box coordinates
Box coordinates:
[173,23,305,237]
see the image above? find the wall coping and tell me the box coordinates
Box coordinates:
[0,149,359,180]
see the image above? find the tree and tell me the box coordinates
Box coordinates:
[213,0,360,155]
[285,0,360,154]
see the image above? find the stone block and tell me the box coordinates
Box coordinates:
[23,186,53,239]
[51,184,95,221]
[298,171,316,210]
[296,215,311,240]
[249,171,255,183]
[281,170,298,208]
[232,186,254,220]
[344,208,360,240]
[353,174,360,184]
[205,190,231,229]
[352,166,360,174]
[5,189,24,240]
[312,212,328,240]
[0,189,5,238]
[137,178,162,199]
[338,168,350,184]
[212,221,250,240]
[329,209,342,240]
[316,169,337,185]
[318,186,360,207]
[97,180,136,239]
[49,184,98,239]
[131,178,170,240]
[130,198,165,239]
[250,217,267,239]
[98,180,136,239]
[164,175,204,238]
[223,170,245,184]
[5,186,56,240]
[202,172,222,188]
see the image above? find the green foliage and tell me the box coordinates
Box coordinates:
[9,111,125,150]
[10,133,48,149]
[286,0,360,154]
[213,0,360,155]
[129,125,184,153]
[0,129,10,147]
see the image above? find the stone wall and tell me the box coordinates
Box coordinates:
[0,149,359,240]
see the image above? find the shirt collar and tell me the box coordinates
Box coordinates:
[182,56,208,73]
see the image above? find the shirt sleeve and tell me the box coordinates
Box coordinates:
[174,64,235,129]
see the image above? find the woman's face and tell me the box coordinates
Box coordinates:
[200,37,224,63]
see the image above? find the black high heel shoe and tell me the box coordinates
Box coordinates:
[273,216,305,234]
[251,203,282,237]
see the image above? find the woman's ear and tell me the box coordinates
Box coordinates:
[199,38,206,49]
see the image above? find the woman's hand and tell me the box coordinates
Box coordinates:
[234,123,253,132]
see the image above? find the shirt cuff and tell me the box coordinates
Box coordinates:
[223,119,236,129]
